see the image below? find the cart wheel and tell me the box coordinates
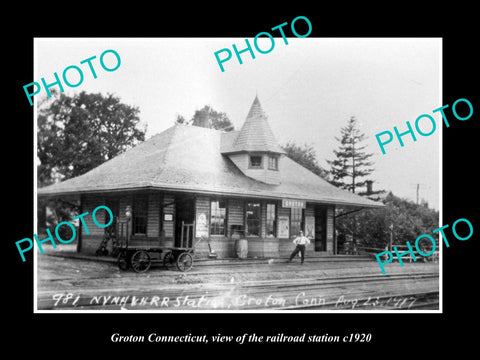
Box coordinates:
[163,251,175,269]
[117,251,129,271]
[176,252,193,272]
[131,250,151,273]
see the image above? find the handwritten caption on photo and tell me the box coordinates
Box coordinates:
[50,291,417,310]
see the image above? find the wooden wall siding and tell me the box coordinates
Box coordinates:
[278,237,293,256]
[244,167,264,183]
[305,205,314,218]
[248,237,279,258]
[80,235,102,253]
[194,237,235,258]
[196,237,279,259]
[227,198,244,237]
[128,237,161,247]
[81,194,118,254]
[81,194,106,236]
[246,237,263,258]
[326,205,334,253]
[264,161,281,184]
[163,195,175,239]
[159,190,174,247]
[260,201,267,238]
[263,237,279,258]
[147,193,160,238]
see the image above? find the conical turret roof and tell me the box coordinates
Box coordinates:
[225,96,285,154]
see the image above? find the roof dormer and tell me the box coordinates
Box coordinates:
[221,96,284,185]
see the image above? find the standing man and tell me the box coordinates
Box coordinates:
[288,230,310,264]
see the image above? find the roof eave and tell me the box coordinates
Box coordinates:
[37,184,384,208]
[220,149,287,155]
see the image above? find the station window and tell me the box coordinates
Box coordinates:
[210,200,227,236]
[290,207,303,237]
[266,203,276,237]
[249,155,263,168]
[268,156,278,170]
[133,195,148,235]
[246,202,261,236]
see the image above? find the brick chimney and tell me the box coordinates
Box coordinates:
[366,180,373,195]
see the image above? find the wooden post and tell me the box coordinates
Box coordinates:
[192,220,196,248]
[388,223,393,252]
[77,194,84,253]
[180,221,185,248]
[126,220,129,248]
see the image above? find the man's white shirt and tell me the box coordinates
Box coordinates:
[293,236,311,245]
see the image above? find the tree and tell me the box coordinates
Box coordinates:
[353,192,439,253]
[327,116,374,193]
[38,91,146,187]
[283,141,329,180]
[37,91,146,236]
[327,116,377,250]
[175,105,234,131]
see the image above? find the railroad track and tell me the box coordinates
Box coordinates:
[38,261,375,283]
[37,271,439,311]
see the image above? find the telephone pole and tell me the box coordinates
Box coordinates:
[410,183,428,205]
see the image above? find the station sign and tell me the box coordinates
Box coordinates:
[282,199,306,209]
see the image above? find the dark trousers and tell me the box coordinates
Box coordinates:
[289,244,306,263]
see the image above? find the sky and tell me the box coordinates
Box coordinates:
[35,37,441,210]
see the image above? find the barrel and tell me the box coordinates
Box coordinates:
[235,238,248,259]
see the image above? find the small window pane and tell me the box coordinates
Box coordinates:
[133,196,148,235]
[266,203,276,236]
[246,202,261,236]
[210,200,226,235]
[250,156,262,168]
[268,156,278,170]
[290,207,303,237]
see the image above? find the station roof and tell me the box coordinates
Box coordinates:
[38,128,381,208]
[221,96,285,155]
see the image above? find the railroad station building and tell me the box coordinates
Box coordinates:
[37,96,381,259]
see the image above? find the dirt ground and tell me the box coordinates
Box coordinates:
[37,246,439,285]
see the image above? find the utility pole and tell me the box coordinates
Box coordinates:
[410,183,427,205]
[388,223,393,252]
